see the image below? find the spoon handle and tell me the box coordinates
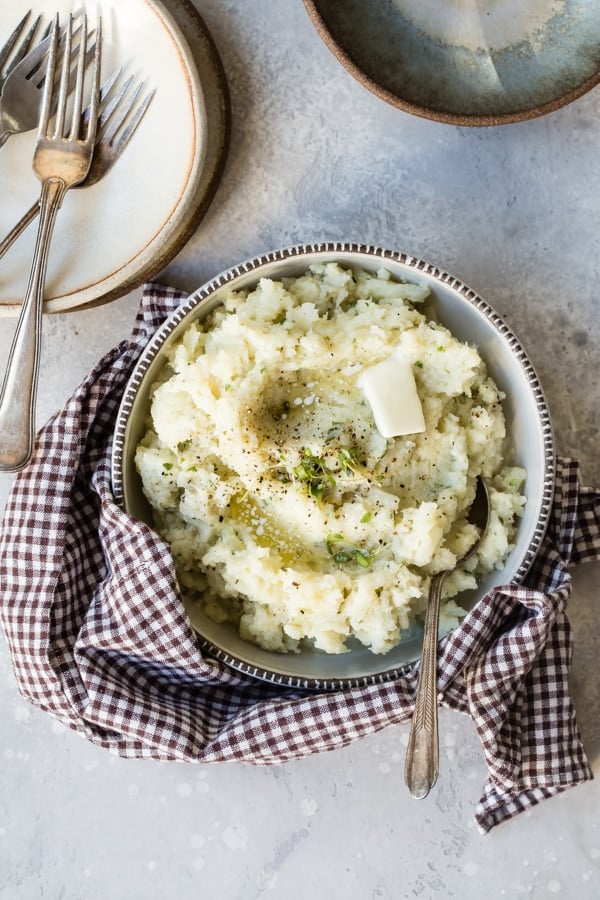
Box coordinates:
[404,571,445,799]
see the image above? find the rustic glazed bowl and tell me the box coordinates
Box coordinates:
[111,243,555,688]
[304,0,600,126]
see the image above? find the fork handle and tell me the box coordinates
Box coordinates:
[404,571,446,799]
[0,177,66,472]
[0,200,40,261]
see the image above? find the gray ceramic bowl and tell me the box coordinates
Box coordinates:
[304,0,600,126]
[111,243,555,689]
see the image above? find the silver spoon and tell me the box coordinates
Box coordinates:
[404,476,490,799]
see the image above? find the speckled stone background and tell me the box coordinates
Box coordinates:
[1,2,599,897]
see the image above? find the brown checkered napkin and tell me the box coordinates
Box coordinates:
[1,284,598,833]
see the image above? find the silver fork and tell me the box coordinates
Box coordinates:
[0,22,50,147]
[0,11,43,90]
[0,14,93,148]
[0,72,155,259]
[0,14,102,473]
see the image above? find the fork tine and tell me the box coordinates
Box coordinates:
[38,15,59,139]
[69,15,87,140]
[103,81,155,149]
[96,73,136,137]
[7,13,42,72]
[85,17,102,142]
[0,12,40,78]
[80,66,122,134]
[0,12,31,71]
[40,20,54,41]
[30,21,92,90]
[109,87,155,154]
[99,66,123,106]
[83,79,154,188]
[8,30,53,84]
[28,20,75,84]
[54,15,74,138]
[0,12,36,76]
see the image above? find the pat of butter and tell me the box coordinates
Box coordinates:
[357,354,425,438]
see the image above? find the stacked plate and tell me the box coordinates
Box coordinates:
[0,0,230,315]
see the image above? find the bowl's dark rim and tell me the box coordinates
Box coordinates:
[302,0,600,127]
[111,241,556,691]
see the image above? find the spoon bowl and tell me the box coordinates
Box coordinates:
[404,476,491,799]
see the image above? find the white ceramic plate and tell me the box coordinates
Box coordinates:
[0,0,229,314]
[111,243,556,690]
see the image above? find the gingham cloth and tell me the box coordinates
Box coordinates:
[1,284,598,833]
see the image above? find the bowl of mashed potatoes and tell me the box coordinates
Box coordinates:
[111,243,555,688]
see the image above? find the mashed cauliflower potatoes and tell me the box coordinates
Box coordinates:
[136,263,526,655]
